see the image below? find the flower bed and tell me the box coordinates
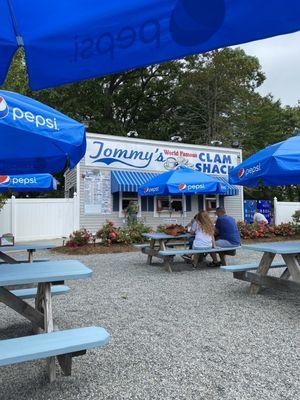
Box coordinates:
[238,221,297,240]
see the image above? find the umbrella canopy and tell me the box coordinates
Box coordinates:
[1,0,300,90]
[138,166,223,196]
[0,90,86,174]
[0,174,57,192]
[229,134,300,187]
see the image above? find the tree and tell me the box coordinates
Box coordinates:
[173,48,265,145]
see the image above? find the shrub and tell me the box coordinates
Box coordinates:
[97,220,151,245]
[66,228,91,247]
[273,223,296,237]
[238,221,296,239]
[292,210,300,225]
[96,220,120,246]
[156,224,167,233]
[123,220,151,243]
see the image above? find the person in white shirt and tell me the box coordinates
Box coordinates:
[188,211,217,267]
[253,209,268,224]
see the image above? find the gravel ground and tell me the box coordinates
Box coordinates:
[0,247,300,400]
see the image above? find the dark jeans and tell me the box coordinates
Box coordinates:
[188,236,195,249]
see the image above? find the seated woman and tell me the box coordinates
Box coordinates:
[191,211,216,268]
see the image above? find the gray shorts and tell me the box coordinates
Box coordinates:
[215,239,236,248]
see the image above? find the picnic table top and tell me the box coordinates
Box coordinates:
[142,233,190,240]
[0,243,55,252]
[0,260,92,286]
[243,241,300,254]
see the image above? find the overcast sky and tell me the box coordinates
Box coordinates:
[236,31,300,106]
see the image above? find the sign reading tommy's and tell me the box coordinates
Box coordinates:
[85,137,240,176]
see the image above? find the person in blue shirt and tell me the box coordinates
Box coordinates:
[215,207,241,247]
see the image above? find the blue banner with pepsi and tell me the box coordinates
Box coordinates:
[0,90,86,174]
[1,1,300,89]
[0,174,57,192]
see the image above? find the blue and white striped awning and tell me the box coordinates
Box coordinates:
[111,170,238,196]
[216,176,239,196]
[111,170,158,193]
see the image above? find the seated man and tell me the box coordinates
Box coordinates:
[215,207,241,248]
[253,209,268,224]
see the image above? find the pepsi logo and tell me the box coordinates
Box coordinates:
[0,96,9,119]
[144,187,150,193]
[238,168,245,179]
[178,183,187,190]
[170,0,226,46]
[0,176,10,185]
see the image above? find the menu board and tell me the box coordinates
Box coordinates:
[84,170,112,214]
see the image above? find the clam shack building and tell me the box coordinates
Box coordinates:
[65,133,243,232]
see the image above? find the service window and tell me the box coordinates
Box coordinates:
[156,196,183,213]
[205,195,218,211]
[122,192,138,211]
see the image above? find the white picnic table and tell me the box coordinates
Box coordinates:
[0,243,55,264]
[0,259,108,382]
[236,241,300,294]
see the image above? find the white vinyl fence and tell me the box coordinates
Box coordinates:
[274,197,300,225]
[0,194,79,241]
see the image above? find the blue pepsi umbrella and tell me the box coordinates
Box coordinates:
[0,90,86,174]
[139,166,223,196]
[1,1,300,90]
[229,134,300,187]
[0,174,57,192]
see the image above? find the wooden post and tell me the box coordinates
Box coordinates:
[164,256,174,273]
[249,252,275,295]
[282,254,300,283]
[147,239,155,265]
[0,287,44,329]
[11,195,16,239]
[28,250,34,263]
[273,197,278,225]
[36,283,56,382]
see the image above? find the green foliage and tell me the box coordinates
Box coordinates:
[122,220,151,243]
[292,210,300,224]
[0,195,7,212]
[66,228,91,247]
[156,224,167,233]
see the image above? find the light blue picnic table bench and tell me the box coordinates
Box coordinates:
[0,260,110,382]
[222,241,300,295]
[139,233,239,272]
[0,243,55,264]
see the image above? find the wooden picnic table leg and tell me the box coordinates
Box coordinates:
[219,253,226,266]
[147,239,155,265]
[160,239,166,251]
[35,283,56,382]
[282,254,300,283]
[28,250,35,263]
[164,256,174,273]
[249,252,275,295]
[0,286,45,329]
[0,251,18,264]
[280,268,291,280]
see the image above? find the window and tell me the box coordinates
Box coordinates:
[122,192,138,211]
[156,195,183,213]
[204,195,219,212]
